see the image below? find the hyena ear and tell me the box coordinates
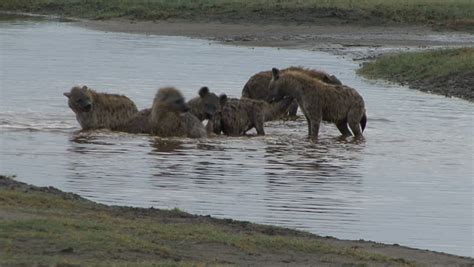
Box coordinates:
[330,75,342,85]
[219,94,227,105]
[63,92,71,98]
[271,68,280,80]
[199,86,209,97]
[81,86,88,90]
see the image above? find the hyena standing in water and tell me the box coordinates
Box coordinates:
[242,66,343,117]
[268,68,367,139]
[210,94,293,136]
[64,85,138,130]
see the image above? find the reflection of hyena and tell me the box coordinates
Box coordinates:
[64,86,138,130]
[242,66,342,116]
[211,95,293,136]
[187,86,220,121]
[149,87,207,138]
[269,68,367,139]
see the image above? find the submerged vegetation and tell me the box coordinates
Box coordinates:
[358,47,474,100]
[1,0,473,27]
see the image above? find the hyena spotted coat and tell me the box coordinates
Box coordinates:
[242,66,342,116]
[64,86,138,130]
[268,68,367,139]
[149,87,206,138]
[210,95,293,136]
[187,86,221,121]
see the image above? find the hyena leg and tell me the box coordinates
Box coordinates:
[336,120,352,137]
[287,101,298,116]
[310,120,321,139]
[254,119,265,135]
[348,109,364,138]
[306,116,312,136]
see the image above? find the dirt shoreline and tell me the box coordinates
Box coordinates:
[1,175,473,266]
[77,19,474,60]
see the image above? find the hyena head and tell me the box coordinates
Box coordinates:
[267,68,289,103]
[207,93,228,134]
[154,87,190,113]
[198,86,220,119]
[64,86,93,113]
[219,93,228,107]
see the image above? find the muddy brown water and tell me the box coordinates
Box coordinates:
[1,18,473,257]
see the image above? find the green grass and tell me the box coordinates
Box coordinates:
[358,47,474,82]
[357,47,474,100]
[0,176,416,266]
[0,0,473,25]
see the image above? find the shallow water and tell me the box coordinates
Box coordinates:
[0,19,473,257]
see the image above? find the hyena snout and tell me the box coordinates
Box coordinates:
[267,92,282,103]
[73,98,92,112]
[172,98,190,113]
[182,103,190,113]
[82,102,92,112]
[266,87,281,103]
[204,104,216,119]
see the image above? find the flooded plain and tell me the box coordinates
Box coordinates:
[0,18,473,257]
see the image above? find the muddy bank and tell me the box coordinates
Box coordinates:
[385,70,474,101]
[78,19,474,60]
[1,175,472,266]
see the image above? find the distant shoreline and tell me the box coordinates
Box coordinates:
[3,10,473,102]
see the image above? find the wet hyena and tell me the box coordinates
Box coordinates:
[242,66,342,116]
[64,85,138,130]
[187,86,221,121]
[210,94,293,136]
[149,87,207,138]
[268,68,366,139]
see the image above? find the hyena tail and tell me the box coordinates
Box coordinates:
[360,113,367,132]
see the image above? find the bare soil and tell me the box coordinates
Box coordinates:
[380,70,474,101]
[77,19,474,59]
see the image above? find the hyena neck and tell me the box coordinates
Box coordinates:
[285,77,306,105]
[76,111,96,130]
[151,106,171,123]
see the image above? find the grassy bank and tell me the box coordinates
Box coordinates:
[2,175,473,266]
[0,175,414,266]
[358,47,474,101]
[1,0,473,27]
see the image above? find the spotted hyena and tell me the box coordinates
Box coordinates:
[64,85,138,130]
[149,87,207,138]
[242,66,342,116]
[187,86,221,121]
[210,94,293,136]
[268,68,366,139]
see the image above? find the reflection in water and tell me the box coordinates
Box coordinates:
[262,132,364,229]
[0,20,473,257]
[150,138,183,153]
